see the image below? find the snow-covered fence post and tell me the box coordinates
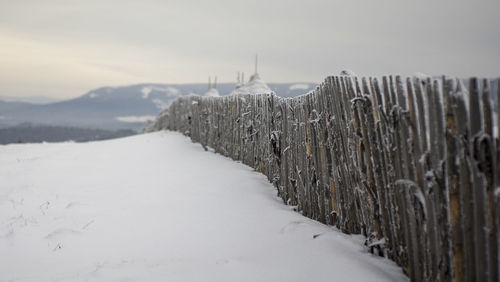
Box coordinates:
[149,75,500,282]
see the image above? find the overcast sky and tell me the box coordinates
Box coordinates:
[1,0,499,98]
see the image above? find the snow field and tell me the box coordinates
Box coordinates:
[0,132,407,281]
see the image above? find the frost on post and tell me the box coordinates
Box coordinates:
[148,74,500,282]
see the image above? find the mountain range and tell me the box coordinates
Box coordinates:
[0,82,316,131]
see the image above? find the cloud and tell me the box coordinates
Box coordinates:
[0,0,499,98]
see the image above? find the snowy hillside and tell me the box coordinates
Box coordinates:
[0,132,407,282]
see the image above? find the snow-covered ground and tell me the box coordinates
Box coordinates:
[0,132,407,282]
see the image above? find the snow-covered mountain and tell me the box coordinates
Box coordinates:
[0,82,317,131]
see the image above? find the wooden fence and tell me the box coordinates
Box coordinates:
[150,75,499,282]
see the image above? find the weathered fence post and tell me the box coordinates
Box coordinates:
[150,75,499,282]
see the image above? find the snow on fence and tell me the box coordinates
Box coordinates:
[151,75,500,282]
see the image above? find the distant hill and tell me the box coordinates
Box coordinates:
[0,123,136,145]
[0,82,317,130]
[0,95,62,104]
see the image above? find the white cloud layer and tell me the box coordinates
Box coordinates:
[0,0,499,98]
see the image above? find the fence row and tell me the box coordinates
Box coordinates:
[150,75,499,282]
